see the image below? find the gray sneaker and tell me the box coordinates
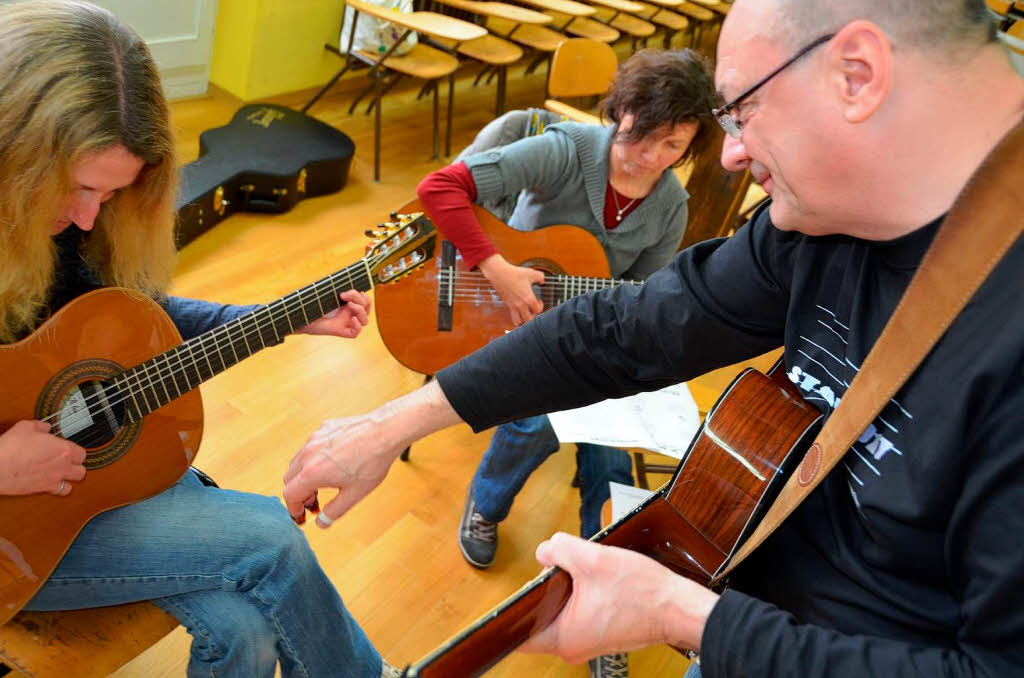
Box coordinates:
[588,653,629,678]
[458,487,498,568]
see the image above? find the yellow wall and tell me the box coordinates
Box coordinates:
[211,0,346,101]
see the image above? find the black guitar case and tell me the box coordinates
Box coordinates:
[175,103,356,247]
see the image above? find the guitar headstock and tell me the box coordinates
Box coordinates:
[364,212,437,285]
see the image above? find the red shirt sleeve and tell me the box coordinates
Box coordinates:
[416,162,499,270]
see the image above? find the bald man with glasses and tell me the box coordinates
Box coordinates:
[284,1,1024,675]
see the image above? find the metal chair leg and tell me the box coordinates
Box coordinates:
[432,77,440,160]
[495,66,507,116]
[374,70,382,182]
[446,71,454,157]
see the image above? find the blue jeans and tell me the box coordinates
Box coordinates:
[25,470,380,678]
[471,414,634,538]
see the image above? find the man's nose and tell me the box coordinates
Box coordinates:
[720,133,750,172]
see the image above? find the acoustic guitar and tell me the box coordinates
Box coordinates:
[0,212,436,624]
[374,199,640,376]
[402,363,823,677]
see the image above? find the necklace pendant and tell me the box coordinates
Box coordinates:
[616,213,623,222]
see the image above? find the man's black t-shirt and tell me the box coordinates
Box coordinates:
[437,205,1024,676]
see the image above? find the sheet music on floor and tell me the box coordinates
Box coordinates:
[547,382,700,460]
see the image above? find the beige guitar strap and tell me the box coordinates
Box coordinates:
[717,118,1024,582]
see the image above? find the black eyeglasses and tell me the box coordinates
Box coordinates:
[713,33,835,139]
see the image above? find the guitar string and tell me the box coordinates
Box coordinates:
[45,262,379,431]
[43,249,393,432]
[435,271,639,288]
[45,266,374,433]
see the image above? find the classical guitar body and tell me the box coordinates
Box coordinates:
[175,103,356,247]
[374,199,612,376]
[0,213,436,624]
[0,289,202,623]
[403,365,823,677]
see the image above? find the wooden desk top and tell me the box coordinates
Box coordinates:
[347,0,487,41]
[515,0,596,17]
[585,0,645,13]
[436,0,552,24]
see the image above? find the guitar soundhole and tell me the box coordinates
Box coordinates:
[37,359,143,469]
[55,380,126,449]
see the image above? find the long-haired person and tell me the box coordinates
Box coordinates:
[0,2,392,676]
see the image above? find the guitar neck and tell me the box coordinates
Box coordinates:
[117,260,374,421]
[403,492,716,678]
[540,274,641,307]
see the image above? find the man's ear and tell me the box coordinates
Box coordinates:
[826,20,892,123]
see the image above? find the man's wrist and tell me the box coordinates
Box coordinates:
[660,577,719,651]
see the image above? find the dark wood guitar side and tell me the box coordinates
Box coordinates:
[0,213,436,624]
[374,199,639,376]
[402,364,823,677]
[175,103,356,248]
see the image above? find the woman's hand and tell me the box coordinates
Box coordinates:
[0,420,86,496]
[478,254,545,325]
[298,289,372,338]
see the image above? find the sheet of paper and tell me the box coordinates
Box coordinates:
[608,481,655,523]
[547,382,700,459]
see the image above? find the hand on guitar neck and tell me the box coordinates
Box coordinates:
[518,532,718,663]
[293,289,372,339]
[477,253,546,326]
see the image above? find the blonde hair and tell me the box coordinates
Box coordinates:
[0,0,178,343]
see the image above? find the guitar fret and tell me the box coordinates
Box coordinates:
[224,324,241,366]
[159,353,179,401]
[116,374,143,422]
[174,349,193,392]
[236,317,254,357]
[135,365,157,415]
[312,280,327,317]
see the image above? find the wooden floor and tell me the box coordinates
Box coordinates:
[108,38,775,678]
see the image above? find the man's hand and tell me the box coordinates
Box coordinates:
[0,420,86,496]
[478,254,545,325]
[298,289,371,338]
[519,533,719,662]
[282,380,463,527]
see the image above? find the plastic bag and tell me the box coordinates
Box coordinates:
[339,0,418,57]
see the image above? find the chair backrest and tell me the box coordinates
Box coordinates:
[546,38,618,99]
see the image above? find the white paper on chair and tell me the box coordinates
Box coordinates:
[608,481,655,523]
[547,382,700,460]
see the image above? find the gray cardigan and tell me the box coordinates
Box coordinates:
[462,121,689,279]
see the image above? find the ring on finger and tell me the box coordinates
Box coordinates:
[57,480,67,495]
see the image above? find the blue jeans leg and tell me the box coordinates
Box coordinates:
[25,470,380,678]
[575,444,634,538]
[471,415,560,523]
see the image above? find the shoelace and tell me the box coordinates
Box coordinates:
[597,653,629,678]
[467,512,497,542]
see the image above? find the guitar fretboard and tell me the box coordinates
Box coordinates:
[114,260,373,422]
[436,270,641,311]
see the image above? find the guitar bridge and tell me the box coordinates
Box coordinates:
[436,240,456,331]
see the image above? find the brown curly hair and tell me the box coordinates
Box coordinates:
[601,49,719,167]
